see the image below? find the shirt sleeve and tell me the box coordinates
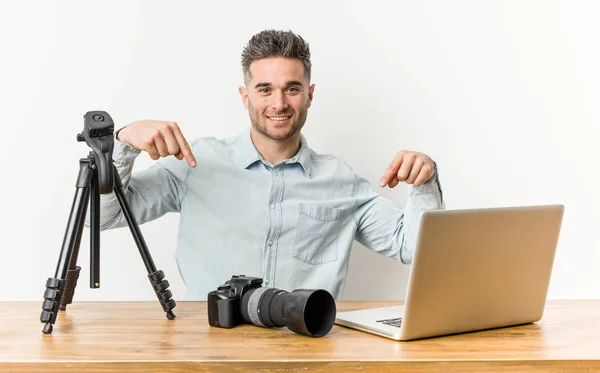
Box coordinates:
[92,139,191,230]
[352,166,445,264]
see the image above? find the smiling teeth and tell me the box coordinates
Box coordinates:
[269,116,290,121]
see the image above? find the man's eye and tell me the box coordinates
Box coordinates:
[287,87,299,92]
[258,88,269,93]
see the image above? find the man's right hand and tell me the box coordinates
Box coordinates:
[117,120,197,168]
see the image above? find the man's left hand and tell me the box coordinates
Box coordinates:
[380,150,435,188]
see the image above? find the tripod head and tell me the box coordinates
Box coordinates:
[76,111,115,194]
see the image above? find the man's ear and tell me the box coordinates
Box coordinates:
[307,84,315,108]
[239,86,249,110]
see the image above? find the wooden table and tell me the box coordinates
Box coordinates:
[1,300,599,372]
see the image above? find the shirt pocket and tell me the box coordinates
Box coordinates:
[292,203,348,265]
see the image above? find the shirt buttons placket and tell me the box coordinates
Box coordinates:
[265,168,281,289]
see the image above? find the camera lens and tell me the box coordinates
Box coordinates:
[240,287,336,337]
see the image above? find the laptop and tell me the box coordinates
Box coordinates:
[335,204,565,341]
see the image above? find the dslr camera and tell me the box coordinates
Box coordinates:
[207,275,336,337]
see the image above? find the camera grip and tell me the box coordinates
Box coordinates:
[207,291,241,328]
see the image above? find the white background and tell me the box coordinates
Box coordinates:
[1,0,598,301]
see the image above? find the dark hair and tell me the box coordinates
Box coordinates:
[241,29,311,83]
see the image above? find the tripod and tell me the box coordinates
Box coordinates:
[40,111,176,334]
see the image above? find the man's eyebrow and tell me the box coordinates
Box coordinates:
[254,81,304,89]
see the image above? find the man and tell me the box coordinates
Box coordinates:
[101,29,445,300]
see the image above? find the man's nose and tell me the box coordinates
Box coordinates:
[270,91,288,112]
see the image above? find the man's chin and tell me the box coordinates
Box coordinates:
[266,130,298,141]
[261,125,300,141]
[251,120,302,141]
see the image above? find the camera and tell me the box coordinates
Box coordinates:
[207,275,337,337]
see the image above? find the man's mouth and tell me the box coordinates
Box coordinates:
[267,115,292,122]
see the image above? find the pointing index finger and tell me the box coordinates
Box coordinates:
[380,151,404,187]
[172,126,196,167]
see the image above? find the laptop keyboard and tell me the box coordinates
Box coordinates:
[376,317,402,328]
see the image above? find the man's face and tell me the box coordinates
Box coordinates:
[239,57,315,141]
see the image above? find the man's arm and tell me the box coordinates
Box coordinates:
[85,120,196,230]
[353,158,445,263]
[94,139,190,230]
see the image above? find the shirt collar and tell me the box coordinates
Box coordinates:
[234,128,312,177]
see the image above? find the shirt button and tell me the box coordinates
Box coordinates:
[271,203,276,209]
[268,241,273,246]
[265,279,270,285]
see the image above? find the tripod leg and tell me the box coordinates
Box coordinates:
[90,163,100,288]
[111,165,176,320]
[61,159,99,309]
[59,211,85,311]
[40,158,93,334]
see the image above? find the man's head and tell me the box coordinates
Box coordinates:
[239,30,315,142]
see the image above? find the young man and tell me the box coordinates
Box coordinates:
[102,30,445,300]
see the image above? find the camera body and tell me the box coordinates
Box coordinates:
[207,274,337,337]
[207,275,262,328]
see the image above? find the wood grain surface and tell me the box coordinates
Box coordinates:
[1,300,599,372]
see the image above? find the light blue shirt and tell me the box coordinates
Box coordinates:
[100,128,445,300]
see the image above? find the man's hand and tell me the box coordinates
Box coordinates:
[380,150,435,188]
[117,120,197,167]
